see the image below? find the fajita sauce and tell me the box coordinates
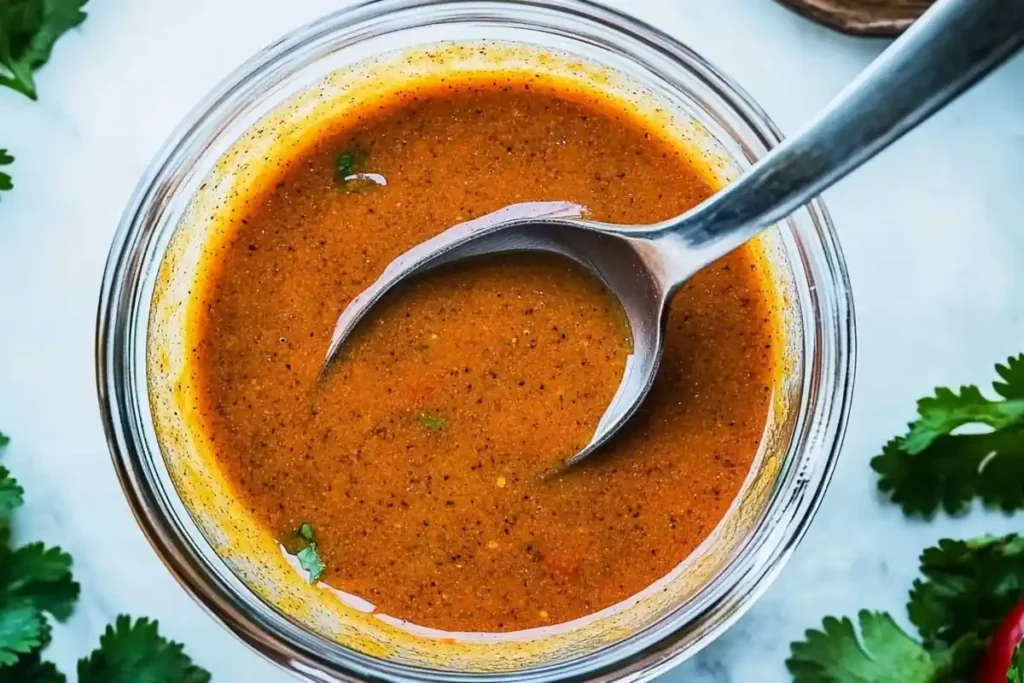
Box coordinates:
[193,74,778,633]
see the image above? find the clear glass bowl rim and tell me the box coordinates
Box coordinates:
[96,1,857,681]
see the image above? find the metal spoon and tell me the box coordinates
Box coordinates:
[324,0,1023,469]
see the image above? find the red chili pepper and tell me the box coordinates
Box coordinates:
[978,599,1024,683]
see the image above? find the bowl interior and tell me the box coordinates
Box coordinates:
[102,2,851,680]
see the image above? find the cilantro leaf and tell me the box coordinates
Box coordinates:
[0,602,47,667]
[1,542,80,621]
[0,648,65,682]
[76,615,211,683]
[909,535,1024,651]
[0,150,12,197]
[419,413,445,430]
[997,355,1024,400]
[0,432,23,520]
[873,429,1024,516]
[0,430,206,680]
[0,617,63,682]
[787,610,949,683]
[1009,643,1024,683]
[903,386,1024,454]
[0,0,88,100]
[0,466,21,517]
[872,354,1024,516]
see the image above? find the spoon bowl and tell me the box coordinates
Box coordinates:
[324,201,678,467]
[324,0,1024,468]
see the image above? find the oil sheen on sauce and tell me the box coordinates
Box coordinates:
[193,73,778,633]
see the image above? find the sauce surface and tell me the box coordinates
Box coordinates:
[194,75,777,633]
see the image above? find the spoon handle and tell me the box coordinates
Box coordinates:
[660,0,1024,267]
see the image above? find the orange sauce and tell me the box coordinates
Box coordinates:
[193,75,778,633]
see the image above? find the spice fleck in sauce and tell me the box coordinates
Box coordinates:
[194,75,778,633]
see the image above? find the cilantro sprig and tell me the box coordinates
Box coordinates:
[791,352,1024,683]
[872,354,1024,516]
[0,0,88,100]
[0,435,211,681]
[1,0,87,208]
[788,534,1024,682]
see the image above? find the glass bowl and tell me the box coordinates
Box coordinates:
[96,0,856,680]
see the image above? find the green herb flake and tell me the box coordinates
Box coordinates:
[288,523,325,583]
[296,546,326,584]
[420,413,446,430]
[0,0,89,100]
[335,149,366,180]
[334,148,382,194]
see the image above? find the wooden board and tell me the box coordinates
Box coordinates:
[774,0,933,36]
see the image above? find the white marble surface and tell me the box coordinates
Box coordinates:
[0,0,1021,680]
